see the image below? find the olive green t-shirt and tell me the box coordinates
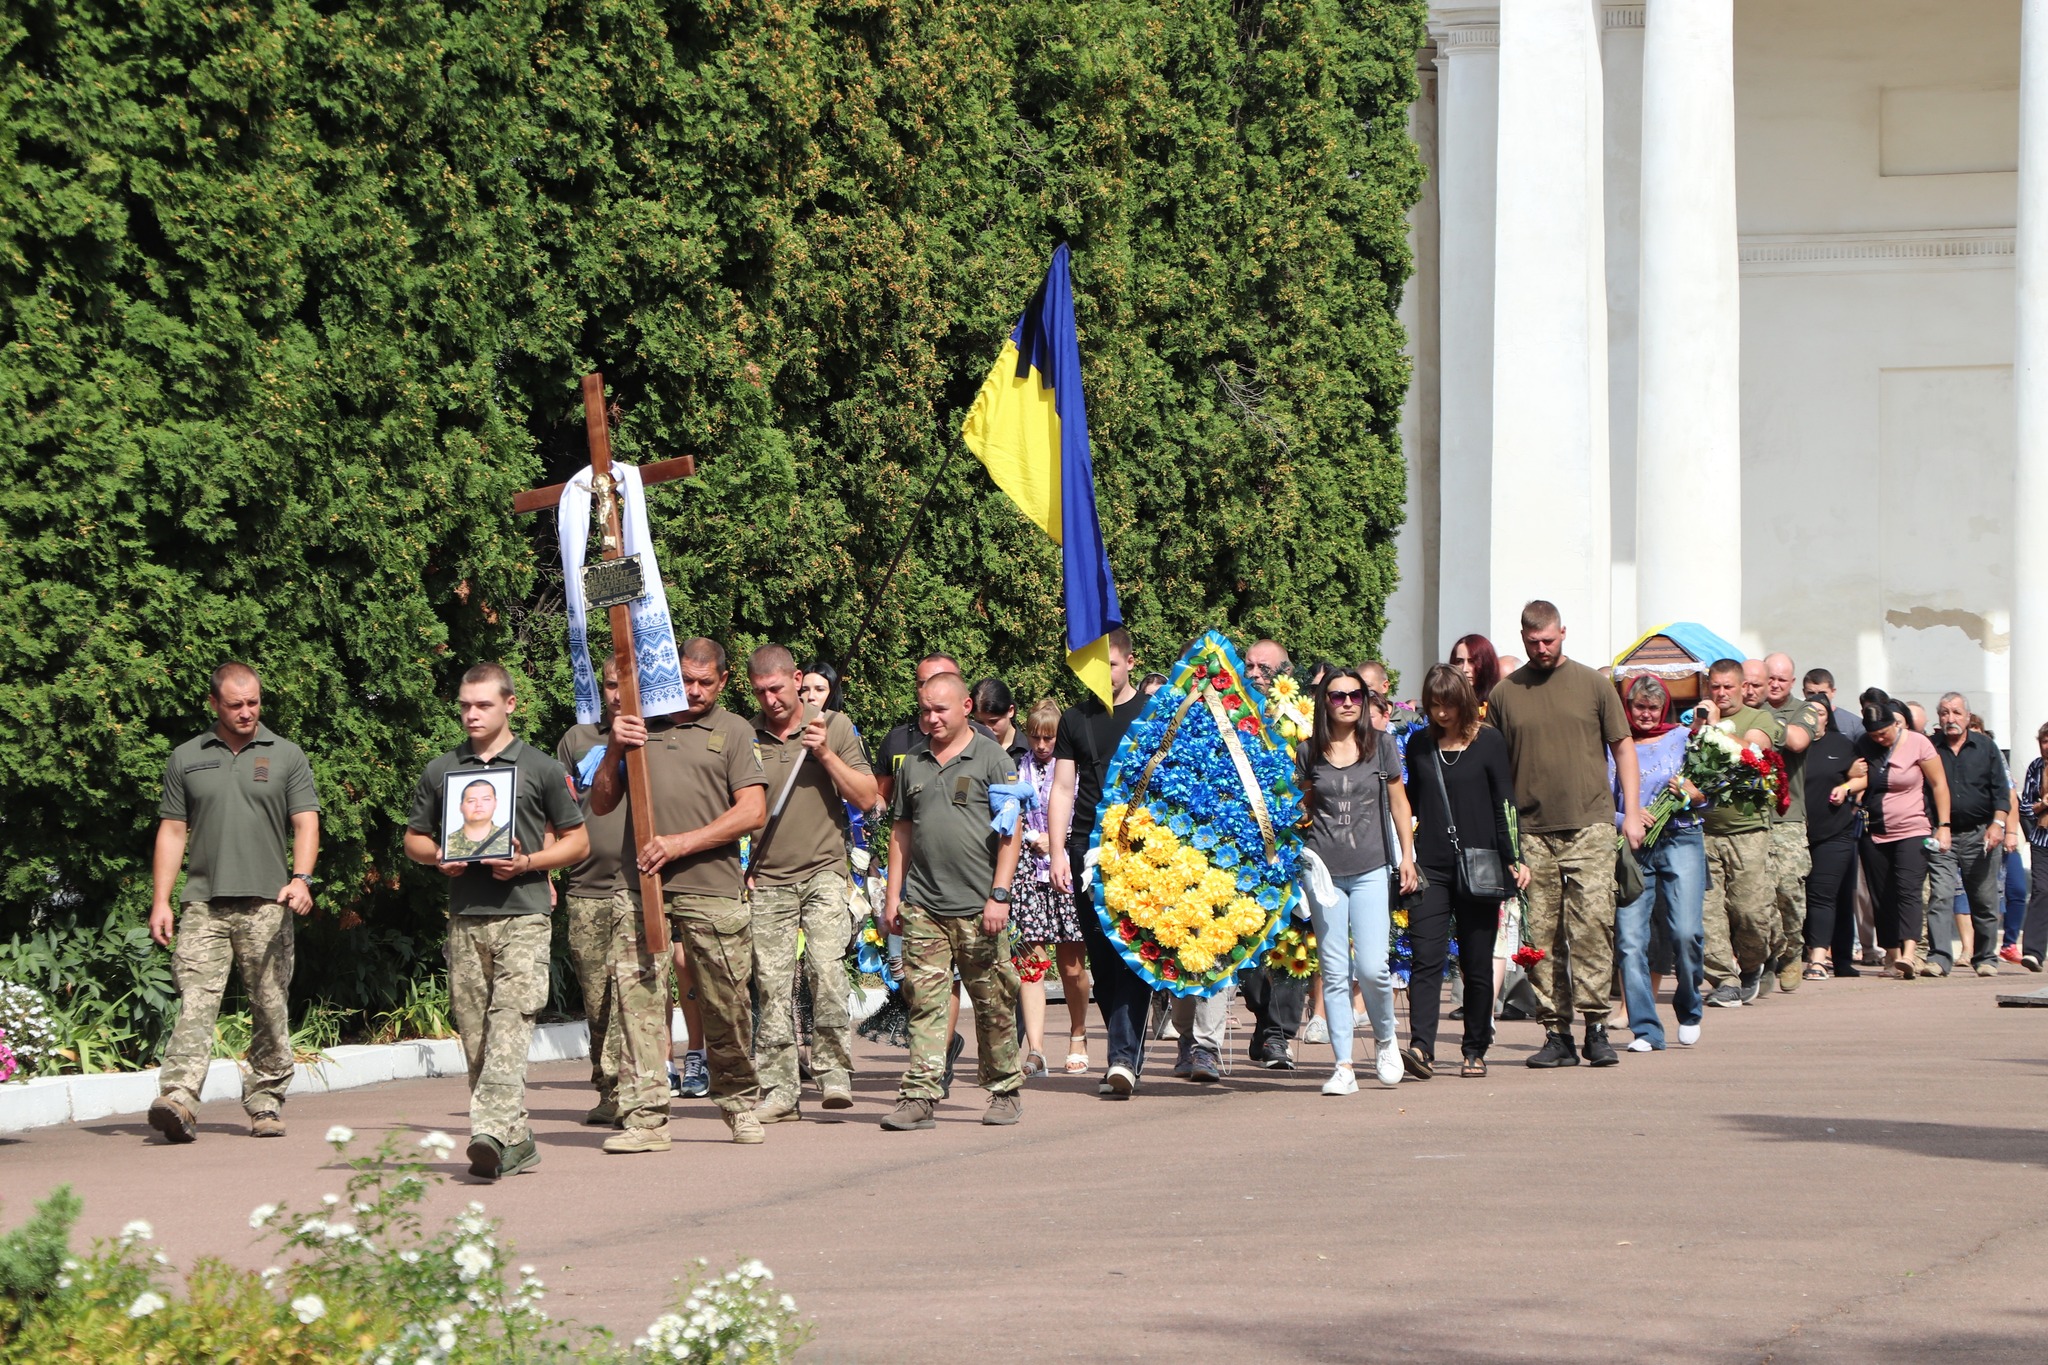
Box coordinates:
[749,709,871,888]
[1766,698,1821,827]
[636,707,768,899]
[891,732,1018,915]
[555,723,631,898]
[1701,706,1789,837]
[1485,658,1631,834]
[408,736,584,916]
[159,725,321,903]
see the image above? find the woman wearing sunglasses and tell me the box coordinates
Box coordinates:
[1298,666,1419,1093]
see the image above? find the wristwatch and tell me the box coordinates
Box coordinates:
[989,886,1012,904]
[291,873,318,886]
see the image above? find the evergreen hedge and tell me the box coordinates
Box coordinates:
[0,0,1423,1037]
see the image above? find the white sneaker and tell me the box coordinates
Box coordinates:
[1375,1039,1404,1088]
[1676,1022,1702,1047]
[1321,1065,1359,1096]
[1301,1017,1330,1045]
[1626,1037,1654,1053]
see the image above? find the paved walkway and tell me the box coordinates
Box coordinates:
[9,968,2047,1362]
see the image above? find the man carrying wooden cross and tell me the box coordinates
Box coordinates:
[593,637,770,1149]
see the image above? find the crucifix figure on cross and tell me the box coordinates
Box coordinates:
[513,373,694,952]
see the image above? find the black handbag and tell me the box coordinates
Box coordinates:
[1426,744,1511,900]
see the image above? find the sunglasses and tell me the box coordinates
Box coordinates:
[1326,688,1365,706]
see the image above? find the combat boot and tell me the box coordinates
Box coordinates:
[602,1126,671,1155]
[726,1109,766,1144]
[583,1099,620,1127]
[1581,1024,1619,1067]
[467,1133,504,1178]
[499,1134,542,1176]
[982,1091,1022,1126]
[752,1099,802,1124]
[250,1112,286,1138]
[880,1097,936,1131]
[148,1097,196,1145]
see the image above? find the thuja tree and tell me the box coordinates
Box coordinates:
[0,0,1423,1034]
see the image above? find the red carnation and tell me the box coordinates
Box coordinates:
[1511,945,1546,968]
[1237,717,1260,735]
[1224,692,1244,710]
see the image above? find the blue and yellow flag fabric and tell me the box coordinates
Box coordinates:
[962,244,1124,703]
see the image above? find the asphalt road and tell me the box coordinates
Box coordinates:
[10,967,2047,1362]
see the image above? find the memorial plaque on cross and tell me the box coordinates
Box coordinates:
[514,373,695,953]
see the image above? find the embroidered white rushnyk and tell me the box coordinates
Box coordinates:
[558,462,687,725]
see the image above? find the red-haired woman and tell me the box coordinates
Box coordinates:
[1450,634,1502,715]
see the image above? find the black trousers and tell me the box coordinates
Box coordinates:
[1407,870,1499,1060]
[2023,850,2048,963]
[1075,877,1153,1073]
[1858,836,1928,949]
[1238,958,1307,1061]
[1805,832,1861,962]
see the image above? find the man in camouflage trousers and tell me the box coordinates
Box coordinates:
[1484,601,1643,1070]
[745,645,878,1120]
[881,673,1026,1131]
[558,655,633,1125]
[147,663,322,1144]
[1697,659,1790,1009]
[593,637,770,1150]
[406,663,588,1180]
[1761,654,1822,993]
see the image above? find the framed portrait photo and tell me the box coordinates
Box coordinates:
[442,767,517,863]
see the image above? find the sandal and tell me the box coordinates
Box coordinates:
[1401,1045,1434,1081]
[1021,1049,1048,1078]
[1063,1034,1090,1074]
[1459,1055,1487,1079]
[1801,961,1829,981]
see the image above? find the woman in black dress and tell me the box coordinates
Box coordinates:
[1403,665,1528,1078]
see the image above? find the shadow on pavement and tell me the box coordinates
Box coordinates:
[1724,1113,2048,1166]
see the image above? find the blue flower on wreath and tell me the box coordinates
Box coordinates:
[1236,863,1262,893]
[1213,840,1240,868]
[1167,811,1194,840]
[1256,883,1286,913]
[1191,824,1221,851]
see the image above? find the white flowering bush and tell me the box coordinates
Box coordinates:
[0,981,60,1077]
[0,1129,811,1362]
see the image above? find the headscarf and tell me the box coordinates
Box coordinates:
[1624,676,1679,742]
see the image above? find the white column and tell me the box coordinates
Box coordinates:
[1491,0,1611,658]
[2015,0,2048,740]
[1603,6,1646,650]
[1634,0,1741,638]
[1387,48,1440,689]
[1433,9,1499,659]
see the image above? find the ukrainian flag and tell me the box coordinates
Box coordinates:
[962,244,1124,703]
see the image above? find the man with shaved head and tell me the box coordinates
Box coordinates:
[880,671,1027,1130]
[1760,653,1822,992]
[148,663,322,1144]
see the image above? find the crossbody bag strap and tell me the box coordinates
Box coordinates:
[1427,744,1464,855]
[1376,767,1400,872]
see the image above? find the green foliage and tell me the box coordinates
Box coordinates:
[0,1134,808,1362]
[0,1186,80,1334]
[0,1,1423,1034]
[211,999,347,1061]
[0,917,177,1071]
[368,973,456,1043]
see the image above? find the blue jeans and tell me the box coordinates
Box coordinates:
[1614,827,1705,1047]
[1309,868,1395,1064]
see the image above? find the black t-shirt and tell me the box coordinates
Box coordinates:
[1054,692,1148,849]
[1804,732,1861,844]
[1404,726,1516,875]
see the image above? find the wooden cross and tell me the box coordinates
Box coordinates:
[514,373,695,952]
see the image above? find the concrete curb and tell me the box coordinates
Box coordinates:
[0,1021,590,1134]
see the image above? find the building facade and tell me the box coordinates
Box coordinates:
[1386,0,2048,740]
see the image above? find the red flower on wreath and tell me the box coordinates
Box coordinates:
[1193,664,1209,680]
[1139,941,1161,961]
[1511,945,1546,968]
[1212,669,1235,690]
[1160,960,1179,981]
[1117,918,1139,942]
